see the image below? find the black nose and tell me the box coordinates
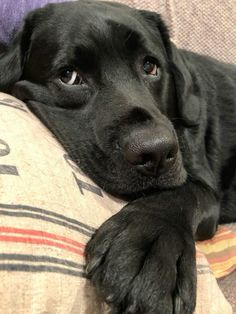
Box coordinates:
[122,127,178,176]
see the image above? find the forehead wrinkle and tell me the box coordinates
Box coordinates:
[106,20,146,52]
[70,15,112,53]
[68,5,148,55]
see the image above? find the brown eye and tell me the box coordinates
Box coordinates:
[60,69,83,85]
[143,59,160,77]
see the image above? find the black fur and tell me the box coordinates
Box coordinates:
[0,1,236,313]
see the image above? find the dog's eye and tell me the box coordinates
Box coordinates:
[143,60,160,77]
[60,69,83,85]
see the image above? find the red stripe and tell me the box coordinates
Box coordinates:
[214,233,236,241]
[0,235,84,256]
[206,250,236,264]
[0,226,85,249]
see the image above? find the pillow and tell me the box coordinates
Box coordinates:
[0,92,233,313]
[0,0,75,45]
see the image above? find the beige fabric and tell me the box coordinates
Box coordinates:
[0,93,233,313]
[106,0,236,64]
[0,92,124,314]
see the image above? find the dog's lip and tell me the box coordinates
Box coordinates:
[156,160,187,187]
[135,160,158,176]
[76,147,186,197]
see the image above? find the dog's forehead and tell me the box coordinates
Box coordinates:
[26,0,166,77]
[34,1,152,47]
[49,1,141,28]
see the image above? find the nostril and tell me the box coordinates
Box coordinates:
[166,151,174,160]
[166,150,176,160]
[123,145,156,167]
[141,153,153,165]
[162,146,178,168]
[124,146,143,165]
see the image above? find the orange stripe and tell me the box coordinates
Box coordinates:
[0,226,85,249]
[201,245,236,257]
[210,258,236,278]
[197,240,236,255]
[215,264,236,278]
[0,235,84,256]
[216,226,231,233]
[205,250,236,264]
[213,232,236,241]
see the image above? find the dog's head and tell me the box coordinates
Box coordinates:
[0,1,203,198]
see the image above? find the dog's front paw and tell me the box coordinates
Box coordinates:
[85,208,196,314]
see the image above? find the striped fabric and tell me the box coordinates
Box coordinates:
[1,213,235,281]
[0,206,89,278]
[0,203,235,280]
[197,225,236,279]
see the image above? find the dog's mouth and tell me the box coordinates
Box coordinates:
[75,139,187,199]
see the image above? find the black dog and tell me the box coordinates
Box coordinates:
[0,1,236,313]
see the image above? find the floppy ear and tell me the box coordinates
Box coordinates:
[139,10,201,126]
[0,13,34,93]
[169,45,201,126]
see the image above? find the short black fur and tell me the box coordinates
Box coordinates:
[0,1,236,313]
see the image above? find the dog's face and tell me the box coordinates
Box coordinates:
[0,1,203,198]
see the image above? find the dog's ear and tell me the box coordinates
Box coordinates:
[169,46,201,126]
[139,10,201,126]
[0,11,36,93]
